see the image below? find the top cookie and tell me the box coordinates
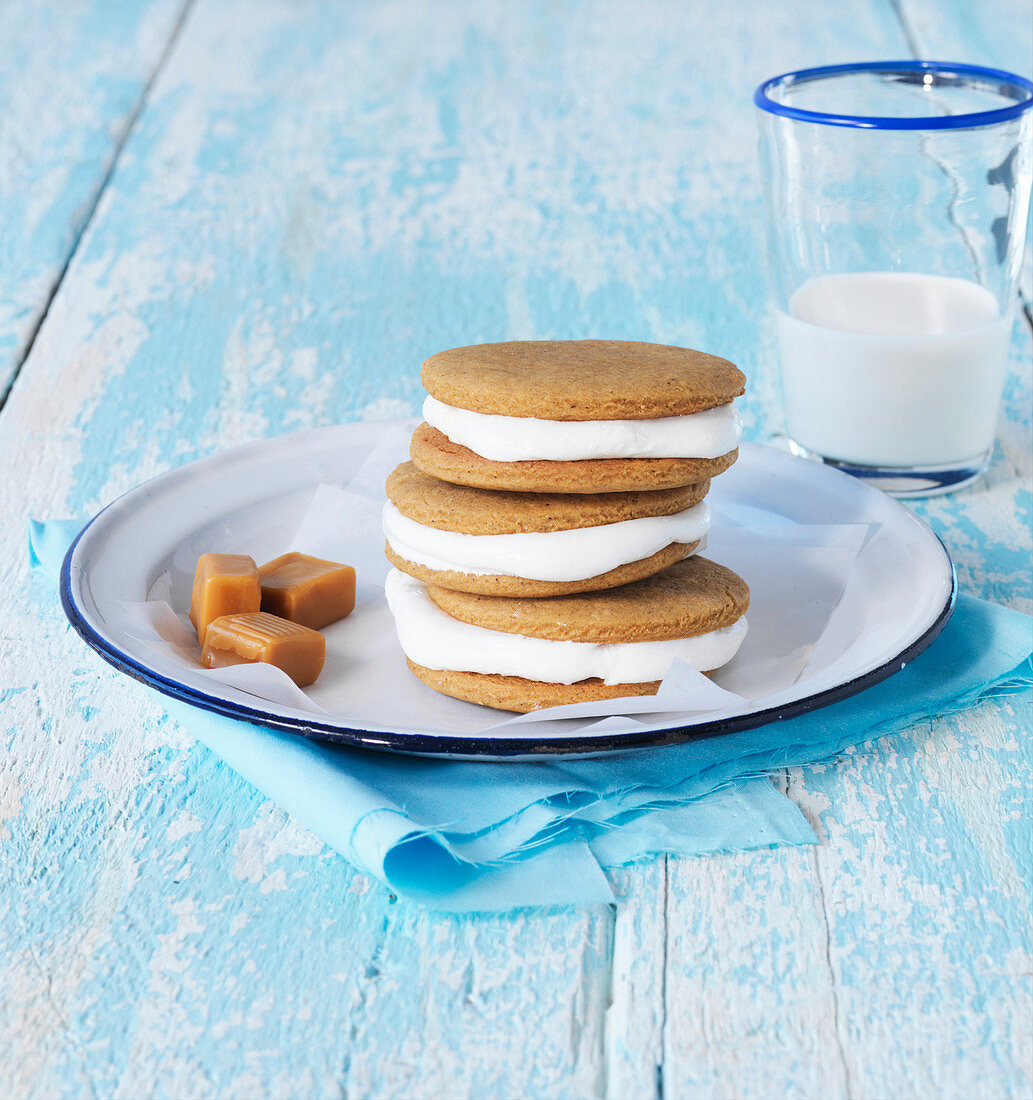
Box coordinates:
[421,340,745,420]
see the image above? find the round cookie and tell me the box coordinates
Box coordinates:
[387,461,708,533]
[421,340,746,420]
[416,339,744,493]
[411,422,738,494]
[384,462,711,596]
[385,540,700,598]
[393,557,750,712]
[405,660,666,713]
[428,556,749,643]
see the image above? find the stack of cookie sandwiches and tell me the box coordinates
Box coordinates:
[383,339,750,712]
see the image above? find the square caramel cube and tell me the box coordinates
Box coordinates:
[201,612,326,687]
[189,553,261,645]
[259,552,356,630]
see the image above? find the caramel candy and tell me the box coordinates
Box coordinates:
[189,553,261,645]
[201,612,326,687]
[259,552,356,629]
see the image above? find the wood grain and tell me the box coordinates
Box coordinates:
[0,0,1029,1097]
[0,0,188,401]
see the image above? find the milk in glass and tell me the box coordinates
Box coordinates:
[776,272,1011,467]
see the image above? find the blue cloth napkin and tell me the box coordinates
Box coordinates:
[30,519,1032,911]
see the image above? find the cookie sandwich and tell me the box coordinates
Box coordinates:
[385,556,750,713]
[384,462,712,597]
[411,339,745,493]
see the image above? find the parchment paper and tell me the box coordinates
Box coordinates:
[120,424,876,739]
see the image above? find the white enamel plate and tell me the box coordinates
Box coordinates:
[62,421,954,758]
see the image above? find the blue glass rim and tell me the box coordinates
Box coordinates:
[755,60,1033,130]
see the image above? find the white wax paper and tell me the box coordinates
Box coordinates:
[120,424,877,739]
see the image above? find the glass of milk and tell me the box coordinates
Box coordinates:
[755,61,1033,496]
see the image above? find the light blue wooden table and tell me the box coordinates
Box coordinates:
[1,2,1030,1096]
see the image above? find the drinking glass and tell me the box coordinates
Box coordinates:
[756,61,1033,496]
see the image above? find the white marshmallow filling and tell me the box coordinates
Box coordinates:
[422,394,742,462]
[383,499,710,582]
[385,569,748,685]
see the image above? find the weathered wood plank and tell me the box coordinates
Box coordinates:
[662,843,851,1100]
[336,904,613,1099]
[659,2,1033,1096]
[0,0,187,401]
[604,863,668,1100]
[0,2,646,1094]
[792,699,1033,1100]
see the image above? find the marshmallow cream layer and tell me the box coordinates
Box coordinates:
[385,569,748,685]
[423,395,742,462]
[383,500,710,581]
